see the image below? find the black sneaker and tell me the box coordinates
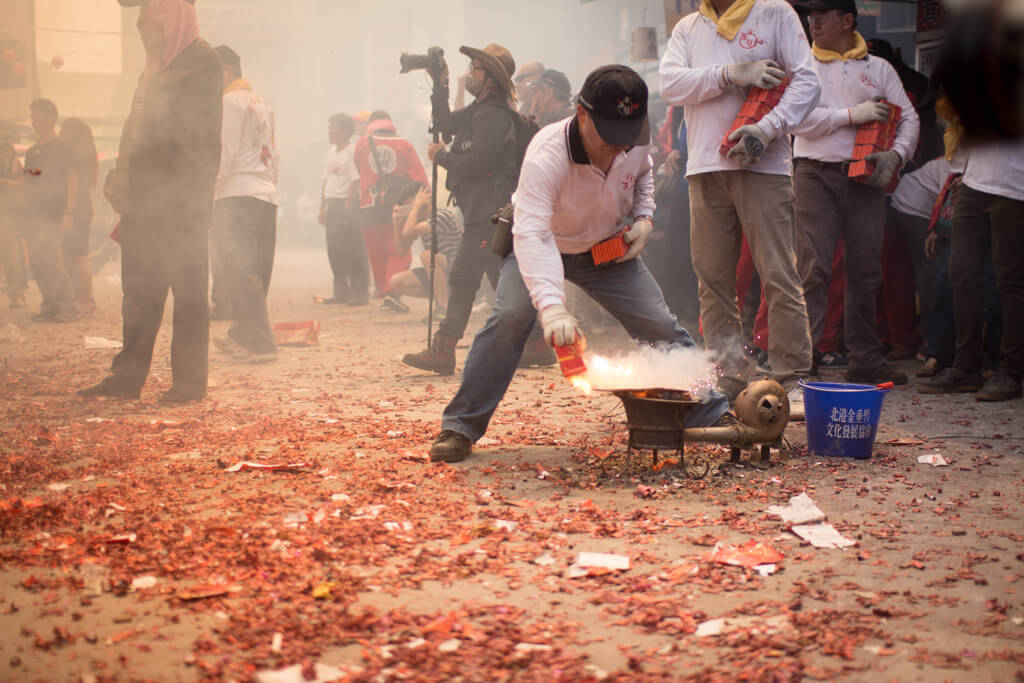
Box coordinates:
[917,367,983,394]
[975,371,1022,402]
[77,377,140,399]
[381,294,410,313]
[31,310,57,322]
[159,386,206,404]
[430,430,472,463]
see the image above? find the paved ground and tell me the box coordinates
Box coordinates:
[0,248,1022,682]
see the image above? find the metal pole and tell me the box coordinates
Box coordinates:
[426,127,439,348]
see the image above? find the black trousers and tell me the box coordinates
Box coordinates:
[437,221,500,341]
[325,198,369,300]
[110,212,209,393]
[950,184,1024,378]
[215,196,277,354]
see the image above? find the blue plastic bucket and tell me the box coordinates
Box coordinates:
[800,380,890,459]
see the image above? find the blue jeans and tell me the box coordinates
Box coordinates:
[441,252,729,442]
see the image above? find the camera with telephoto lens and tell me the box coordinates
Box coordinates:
[399,47,446,79]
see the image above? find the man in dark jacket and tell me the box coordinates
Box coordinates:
[402,43,522,375]
[78,0,222,403]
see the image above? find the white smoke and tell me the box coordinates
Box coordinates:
[584,345,718,394]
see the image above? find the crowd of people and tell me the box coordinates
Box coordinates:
[0,0,1019,430]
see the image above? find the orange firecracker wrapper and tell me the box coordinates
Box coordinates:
[848,100,902,185]
[272,320,319,346]
[590,229,628,265]
[554,337,587,380]
[719,78,791,157]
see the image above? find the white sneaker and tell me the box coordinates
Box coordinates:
[787,387,805,422]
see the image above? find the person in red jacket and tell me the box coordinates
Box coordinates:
[352,113,427,303]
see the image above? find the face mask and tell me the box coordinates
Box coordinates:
[466,72,484,97]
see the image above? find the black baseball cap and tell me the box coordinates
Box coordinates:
[536,69,572,100]
[577,65,650,146]
[795,0,857,15]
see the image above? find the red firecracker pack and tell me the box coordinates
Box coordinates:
[554,337,587,380]
[848,100,901,183]
[272,320,319,346]
[719,77,791,157]
[590,229,628,265]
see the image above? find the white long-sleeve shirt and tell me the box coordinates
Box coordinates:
[512,116,655,312]
[216,86,279,203]
[659,0,820,177]
[792,54,919,164]
[962,138,1024,202]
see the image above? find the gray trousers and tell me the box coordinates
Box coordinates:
[795,161,887,373]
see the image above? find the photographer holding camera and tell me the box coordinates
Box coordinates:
[402,43,525,375]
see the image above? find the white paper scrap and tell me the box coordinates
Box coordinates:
[576,552,630,570]
[84,336,123,349]
[791,523,856,549]
[255,663,344,683]
[917,453,949,467]
[767,492,826,525]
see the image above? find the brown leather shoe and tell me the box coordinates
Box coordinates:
[402,333,457,375]
[975,371,1022,402]
[917,367,983,394]
[915,357,939,378]
[430,430,472,463]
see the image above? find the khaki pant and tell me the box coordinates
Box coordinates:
[689,171,812,393]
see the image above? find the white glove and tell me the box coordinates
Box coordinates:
[865,150,901,188]
[848,99,891,125]
[538,304,583,348]
[725,60,785,89]
[726,124,770,166]
[616,218,653,263]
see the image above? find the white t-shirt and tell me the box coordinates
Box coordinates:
[216,87,279,204]
[323,143,358,200]
[962,139,1024,203]
[659,0,821,178]
[891,157,951,219]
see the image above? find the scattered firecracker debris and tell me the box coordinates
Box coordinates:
[1,261,1022,681]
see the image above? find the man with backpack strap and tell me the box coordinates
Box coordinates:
[429,65,728,463]
[403,43,550,375]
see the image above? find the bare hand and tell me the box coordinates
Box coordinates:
[663,149,681,176]
[427,142,444,162]
[413,186,431,208]
[925,231,940,260]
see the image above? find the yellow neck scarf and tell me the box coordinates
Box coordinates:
[936,94,963,161]
[813,31,869,63]
[700,0,757,41]
[223,77,252,95]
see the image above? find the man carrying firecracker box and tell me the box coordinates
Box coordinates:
[659,0,821,418]
[791,0,919,387]
[428,65,729,464]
